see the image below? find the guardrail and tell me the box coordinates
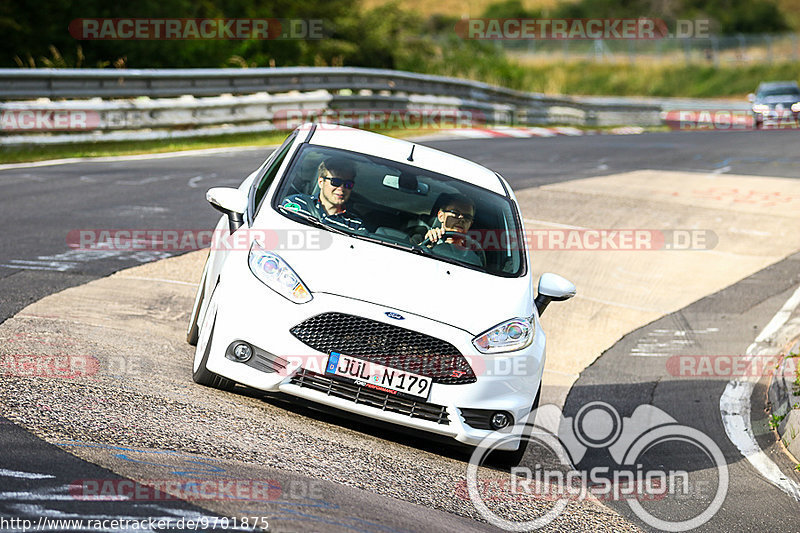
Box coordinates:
[0,67,665,145]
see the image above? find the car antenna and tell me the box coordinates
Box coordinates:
[407,144,415,162]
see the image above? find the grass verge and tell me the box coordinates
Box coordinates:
[0,131,293,165]
[476,57,800,98]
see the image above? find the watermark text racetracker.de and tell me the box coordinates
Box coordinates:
[479,228,716,251]
[455,18,710,40]
[667,353,798,379]
[464,402,728,531]
[273,108,479,131]
[66,228,716,252]
[663,109,800,131]
[71,478,283,501]
[69,18,323,40]
[1,353,145,380]
[67,228,333,253]
[1,109,100,132]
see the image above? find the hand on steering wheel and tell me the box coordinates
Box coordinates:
[420,229,483,250]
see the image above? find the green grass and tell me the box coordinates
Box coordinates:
[770,413,787,430]
[0,131,294,165]
[456,57,800,98]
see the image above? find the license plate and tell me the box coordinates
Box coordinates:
[325,352,432,400]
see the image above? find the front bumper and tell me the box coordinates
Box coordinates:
[203,258,546,450]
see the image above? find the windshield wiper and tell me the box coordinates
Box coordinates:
[277,205,350,236]
[350,233,428,254]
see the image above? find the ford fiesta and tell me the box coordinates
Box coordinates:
[186,123,575,463]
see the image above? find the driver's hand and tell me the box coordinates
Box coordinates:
[424,227,444,245]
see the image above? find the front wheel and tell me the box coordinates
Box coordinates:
[192,289,235,391]
[186,255,210,346]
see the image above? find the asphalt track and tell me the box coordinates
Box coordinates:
[1,130,800,531]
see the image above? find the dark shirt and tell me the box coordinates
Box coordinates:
[281,194,366,232]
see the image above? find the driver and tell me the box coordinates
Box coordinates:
[281,156,366,232]
[424,194,485,266]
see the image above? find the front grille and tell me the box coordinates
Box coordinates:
[290,312,476,385]
[289,369,450,425]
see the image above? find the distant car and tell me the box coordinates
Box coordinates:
[186,123,575,465]
[749,81,800,129]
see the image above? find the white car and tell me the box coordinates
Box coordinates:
[187,123,575,463]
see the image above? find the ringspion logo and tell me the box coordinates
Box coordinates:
[466,402,728,531]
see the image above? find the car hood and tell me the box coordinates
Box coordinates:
[280,235,533,335]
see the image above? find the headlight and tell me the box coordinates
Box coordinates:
[472,316,535,354]
[752,104,769,114]
[792,103,800,112]
[248,240,312,303]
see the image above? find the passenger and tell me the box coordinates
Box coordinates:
[281,157,365,232]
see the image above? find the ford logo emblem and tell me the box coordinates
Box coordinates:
[385,312,404,320]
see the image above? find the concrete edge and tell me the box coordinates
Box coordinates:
[769,337,800,463]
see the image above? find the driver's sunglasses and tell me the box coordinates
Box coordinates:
[442,210,474,222]
[322,175,355,189]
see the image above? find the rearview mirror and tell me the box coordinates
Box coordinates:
[535,273,576,315]
[383,174,429,195]
[207,187,247,233]
[747,93,755,103]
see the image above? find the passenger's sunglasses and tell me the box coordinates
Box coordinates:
[442,210,474,222]
[322,175,355,189]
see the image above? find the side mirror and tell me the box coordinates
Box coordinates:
[207,187,247,233]
[535,273,576,316]
[747,93,755,103]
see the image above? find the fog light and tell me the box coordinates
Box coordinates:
[490,411,511,430]
[231,342,253,362]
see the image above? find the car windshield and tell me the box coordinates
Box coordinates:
[758,86,800,97]
[272,144,525,277]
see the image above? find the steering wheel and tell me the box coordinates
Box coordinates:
[419,231,483,251]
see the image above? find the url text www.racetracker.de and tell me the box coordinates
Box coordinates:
[0,515,269,531]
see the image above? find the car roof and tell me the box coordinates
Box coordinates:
[298,123,507,196]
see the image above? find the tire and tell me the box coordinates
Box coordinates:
[186,256,210,346]
[486,385,542,468]
[192,301,235,392]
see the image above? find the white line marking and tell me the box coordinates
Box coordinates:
[0,492,129,501]
[711,165,732,175]
[720,282,800,502]
[0,469,55,480]
[0,145,269,171]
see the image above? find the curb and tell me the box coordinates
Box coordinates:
[769,337,800,463]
